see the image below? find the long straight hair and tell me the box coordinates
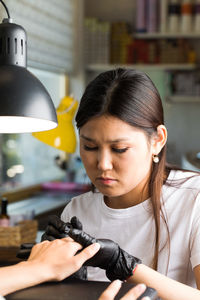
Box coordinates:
[75,68,170,269]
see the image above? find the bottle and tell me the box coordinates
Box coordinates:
[187,46,197,63]
[135,0,147,33]
[194,0,200,33]
[180,0,193,33]
[0,197,10,227]
[168,0,181,33]
[147,0,159,33]
[160,0,168,33]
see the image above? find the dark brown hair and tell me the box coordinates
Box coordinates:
[75,68,170,269]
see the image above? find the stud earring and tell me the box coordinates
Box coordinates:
[153,155,159,163]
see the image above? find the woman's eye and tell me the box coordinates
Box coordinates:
[112,148,128,153]
[84,145,98,151]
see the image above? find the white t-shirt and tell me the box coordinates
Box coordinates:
[61,170,200,287]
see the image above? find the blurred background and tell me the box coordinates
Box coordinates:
[0,0,200,193]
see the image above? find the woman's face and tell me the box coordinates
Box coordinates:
[79,115,157,201]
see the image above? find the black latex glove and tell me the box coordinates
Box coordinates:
[42,215,141,281]
[68,226,141,281]
[41,215,82,241]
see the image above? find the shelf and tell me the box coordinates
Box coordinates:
[167,95,200,103]
[86,63,196,72]
[7,193,71,217]
[134,32,200,39]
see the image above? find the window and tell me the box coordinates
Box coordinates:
[0,0,80,73]
[0,68,66,191]
[0,0,83,192]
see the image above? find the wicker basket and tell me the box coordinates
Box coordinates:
[0,220,38,247]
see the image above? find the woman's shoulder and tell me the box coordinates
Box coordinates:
[61,191,102,221]
[162,169,200,210]
[64,191,102,211]
[166,169,200,189]
[71,190,102,202]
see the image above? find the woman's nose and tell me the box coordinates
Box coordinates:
[97,151,113,171]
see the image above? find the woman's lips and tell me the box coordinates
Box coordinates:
[96,177,117,185]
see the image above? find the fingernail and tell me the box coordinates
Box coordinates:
[91,242,100,251]
[142,297,150,300]
[136,283,146,293]
[114,279,122,286]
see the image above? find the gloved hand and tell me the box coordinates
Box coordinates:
[67,218,141,282]
[42,215,141,281]
[41,215,82,241]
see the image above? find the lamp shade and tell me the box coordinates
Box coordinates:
[0,18,58,133]
[32,96,78,153]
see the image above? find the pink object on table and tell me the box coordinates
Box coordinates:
[41,182,90,192]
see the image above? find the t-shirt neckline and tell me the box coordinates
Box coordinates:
[98,170,175,218]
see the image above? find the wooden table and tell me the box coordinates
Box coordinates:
[0,247,21,266]
[6,279,135,300]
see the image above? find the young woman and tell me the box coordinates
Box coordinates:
[44,68,200,299]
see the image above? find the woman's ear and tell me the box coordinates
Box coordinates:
[152,125,167,155]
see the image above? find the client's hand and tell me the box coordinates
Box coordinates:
[98,281,158,300]
[28,237,100,281]
[1,238,101,297]
[67,217,141,281]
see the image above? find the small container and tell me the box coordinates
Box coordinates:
[0,220,38,247]
[0,197,10,227]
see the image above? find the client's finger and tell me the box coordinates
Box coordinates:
[74,242,100,266]
[98,280,122,300]
[120,284,146,300]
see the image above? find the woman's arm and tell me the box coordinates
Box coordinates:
[42,217,200,299]
[0,238,100,296]
[66,223,200,300]
[128,263,200,300]
[194,264,200,289]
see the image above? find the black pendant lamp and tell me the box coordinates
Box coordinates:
[0,0,58,133]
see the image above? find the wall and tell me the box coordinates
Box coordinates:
[84,0,200,167]
[85,0,136,27]
[164,99,200,165]
[145,71,200,165]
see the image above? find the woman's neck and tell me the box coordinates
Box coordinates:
[104,183,150,209]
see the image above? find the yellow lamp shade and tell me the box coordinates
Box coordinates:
[32,96,78,153]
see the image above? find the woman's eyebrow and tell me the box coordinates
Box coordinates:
[80,134,94,142]
[80,134,130,143]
